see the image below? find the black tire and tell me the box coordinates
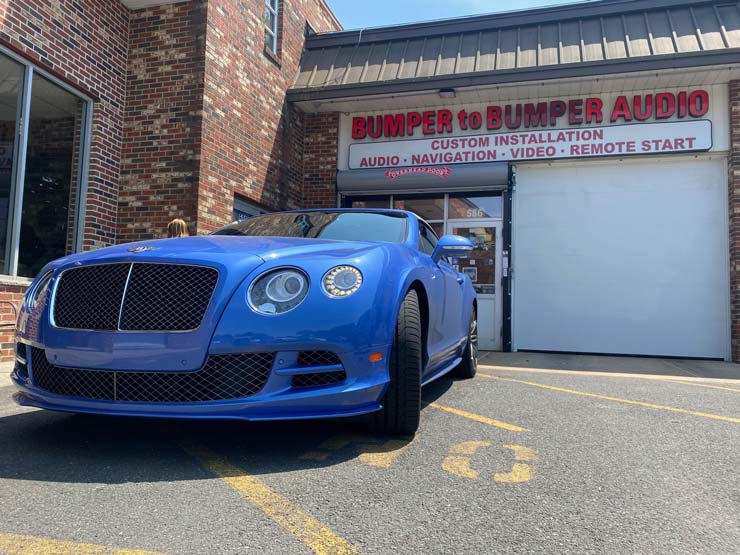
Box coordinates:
[373,289,422,436]
[454,308,478,379]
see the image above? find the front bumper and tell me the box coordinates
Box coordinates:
[12,344,392,421]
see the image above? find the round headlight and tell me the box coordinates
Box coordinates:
[248,268,309,315]
[26,271,53,312]
[323,266,363,297]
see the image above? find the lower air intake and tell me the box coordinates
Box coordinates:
[292,350,346,388]
[30,348,274,403]
[291,371,347,388]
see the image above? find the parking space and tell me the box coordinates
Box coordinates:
[1,353,739,554]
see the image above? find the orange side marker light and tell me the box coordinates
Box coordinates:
[369,352,383,363]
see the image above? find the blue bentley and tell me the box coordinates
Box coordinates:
[12,210,477,435]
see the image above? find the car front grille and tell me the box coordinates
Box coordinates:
[30,347,274,403]
[292,350,346,388]
[52,263,219,332]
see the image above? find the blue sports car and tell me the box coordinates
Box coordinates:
[12,209,477,435]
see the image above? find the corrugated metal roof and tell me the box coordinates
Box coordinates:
[290,0,740,99]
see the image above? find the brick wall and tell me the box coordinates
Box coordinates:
[0,280,27,359]
[302,111,339,208]
[0,0,129,251]
[729,80,740,362]
[118,1,207,242]
[197,0,340,233]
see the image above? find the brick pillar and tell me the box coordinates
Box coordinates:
[729,80,740,361]
[118,1,207,243]
[303,112,340,208]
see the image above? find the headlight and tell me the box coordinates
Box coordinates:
[248,268,309,315]
[323,266,363,297]
[25,271,53,312]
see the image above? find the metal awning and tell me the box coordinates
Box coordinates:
[337,163,508,195]
[289,0,740,102]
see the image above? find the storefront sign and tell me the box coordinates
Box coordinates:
[349,120,712,169]
[351,90,710,139]
[384,167,452,179]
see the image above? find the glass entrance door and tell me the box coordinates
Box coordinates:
[344,192,505,351]
[446,220,502,351]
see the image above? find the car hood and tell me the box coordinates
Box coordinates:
[48,235,391,275]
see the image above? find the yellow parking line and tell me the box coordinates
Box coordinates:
[426,402,527,432]
[665,380,740,394]
[0,533,166,555]
[181,442,358,555]
[478,364,740,385]
[479,373,740,425]
[358,439,412,468]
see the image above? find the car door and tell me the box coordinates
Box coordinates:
[418,222,464,371]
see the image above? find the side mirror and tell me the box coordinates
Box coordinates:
[432,235,474,263]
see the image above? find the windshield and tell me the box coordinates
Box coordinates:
[212,211,408,243]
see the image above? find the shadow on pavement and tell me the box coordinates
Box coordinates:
[479,351,740,381]
[0,376,454,485]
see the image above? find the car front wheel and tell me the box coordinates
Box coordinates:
[373,289,422,436]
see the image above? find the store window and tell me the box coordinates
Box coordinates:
[233,196,266,222]
[349,196,391,209]
[0,54,23,274]
[0,49,91,278]
[264,0,280,54]
[394,195,445,221]
[342,193,502,248]
[448,194,502,219]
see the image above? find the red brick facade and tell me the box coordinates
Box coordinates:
[0,279,28,359]
[115,0,340,240]
[197,0,340,233]
[118,2,207,242]
[729,80,740,361]
[303,112,340,208]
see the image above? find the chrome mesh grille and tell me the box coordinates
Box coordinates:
[292,351,345,388]
[120,264,218,331]
[32,348,114,400]
[53,264,130,330]
[53,263,218,332]
[30,347,273,403]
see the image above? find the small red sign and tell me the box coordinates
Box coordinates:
[384,166,452,180]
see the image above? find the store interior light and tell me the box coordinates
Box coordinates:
[438,88,456,99]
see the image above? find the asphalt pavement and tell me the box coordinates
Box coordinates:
[1,352,739,555]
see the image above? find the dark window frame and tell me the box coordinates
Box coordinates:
[263,0,281,63]
[418,220,439,256]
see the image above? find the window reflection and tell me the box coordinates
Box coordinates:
[450,226,496,294]
[18,74,84,277]
[0,54,22,272]
[448,195,502,219]
[350,196,391,209]
[394,195,444,221]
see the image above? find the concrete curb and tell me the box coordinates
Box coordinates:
[0,361,14,388]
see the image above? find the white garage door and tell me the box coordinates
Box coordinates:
[513,156,728,359]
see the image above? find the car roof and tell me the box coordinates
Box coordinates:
[265,208,413,217]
